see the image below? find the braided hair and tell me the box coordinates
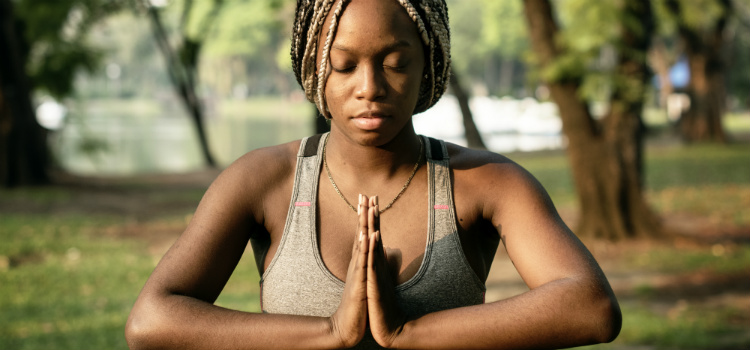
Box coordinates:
[291,0,451,118]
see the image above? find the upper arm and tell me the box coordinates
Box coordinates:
[475,156,603,290]
[140,144,296,303]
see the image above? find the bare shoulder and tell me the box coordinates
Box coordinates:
[445,142,554,222]
[446,142,544,193]
[200,140,302,224]
[227,140,300,185]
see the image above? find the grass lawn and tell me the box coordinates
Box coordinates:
[1,138,749,349]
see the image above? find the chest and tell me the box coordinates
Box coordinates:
[316,170,430,284]
[259,153,499,285]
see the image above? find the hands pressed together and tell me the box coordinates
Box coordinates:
[329,194,408,348]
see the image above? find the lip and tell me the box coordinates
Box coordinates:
[351,110,389,131]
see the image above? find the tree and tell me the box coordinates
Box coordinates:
[523,0,661,239]
[132,0,219,167]
[447,0,529,97]
[449,72,486,150]
[727,0,750,109]
[1,0,123,187]
[0,0,48,187]
[663,0,731,142]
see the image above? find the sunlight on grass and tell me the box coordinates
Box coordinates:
[0,210,262,350]
[625,245,750,274]
[513,143,750,228]
[580,302,750,350]
[214,248,262,312]
[0,215,156,350]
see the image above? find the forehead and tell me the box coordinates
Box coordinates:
[327,0,423,49]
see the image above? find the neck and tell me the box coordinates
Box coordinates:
[324,125,423,179]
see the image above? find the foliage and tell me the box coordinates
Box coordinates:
[13,0,127,98]
[545,1,651,103]
[653,0,730,35]
[79,11,169,98]
[446,0,528,95]
[195,0,281,58]
[478,0,527,59]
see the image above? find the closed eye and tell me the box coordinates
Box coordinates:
[331,65,356,73]
[384,65,407,72]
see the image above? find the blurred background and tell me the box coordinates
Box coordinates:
[1,0,749,349]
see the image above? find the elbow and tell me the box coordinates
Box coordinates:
[591,292,622,344]
[125,313,153,350]
[125,304,166,350]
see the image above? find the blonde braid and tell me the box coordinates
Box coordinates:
[315,0,349,117]
[300,0,335,102]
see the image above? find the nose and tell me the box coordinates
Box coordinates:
[354,65,386,101]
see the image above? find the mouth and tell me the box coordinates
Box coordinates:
[352,111,389,131]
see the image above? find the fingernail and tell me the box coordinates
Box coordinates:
[374,196,379,206]
[359,194,363,204]
[359,230,364,241]
[357,204,361,216]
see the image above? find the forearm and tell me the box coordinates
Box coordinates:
[393,277,621,350]
[126,293,341,350]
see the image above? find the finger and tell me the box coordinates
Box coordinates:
[349,195,370,277]
[368,203,377,239]
[367,230,385,298]
[369,230,392,284]
[369,196,380,234]
[368,229,378,277]
[354,194,368,253]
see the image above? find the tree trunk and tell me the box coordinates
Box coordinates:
[449,72,487,150]
[523,0,660,239]
[648,39,674,109]
[142,3,217,167]
[0,0,50,188]
[667,0,729,143]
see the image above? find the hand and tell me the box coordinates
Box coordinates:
[366,196,408,347]
[328,194,370,348]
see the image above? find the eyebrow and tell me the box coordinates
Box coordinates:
[331,39,413,53]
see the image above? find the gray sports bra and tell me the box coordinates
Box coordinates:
[259,133,485,347]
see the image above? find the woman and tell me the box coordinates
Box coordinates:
[126,0,622,348]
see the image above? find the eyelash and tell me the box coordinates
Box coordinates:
[331,65,406,74]
[385,65,406,72]
[332,66,355,73]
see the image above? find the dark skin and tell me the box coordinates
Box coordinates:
[125,0,621,349]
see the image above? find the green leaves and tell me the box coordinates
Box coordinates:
[13,0,128,98]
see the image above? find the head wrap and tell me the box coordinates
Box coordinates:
[291,0,451,118]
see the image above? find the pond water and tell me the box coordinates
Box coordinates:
[52,97,564,175]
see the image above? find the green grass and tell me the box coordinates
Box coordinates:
[625,245,750,275]
[0,213,259,349]
[0,215,151,349]
[581,302,750,350]
[510,142,750,226]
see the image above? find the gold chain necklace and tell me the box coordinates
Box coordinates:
[323,136,423,214]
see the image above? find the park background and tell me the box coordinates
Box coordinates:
[1,0,749,349]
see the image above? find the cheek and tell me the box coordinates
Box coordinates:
[392,72,424,106]
[324,78,348,115]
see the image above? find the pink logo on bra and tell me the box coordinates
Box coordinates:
[433,205,449,210]
[295,202,311,207]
